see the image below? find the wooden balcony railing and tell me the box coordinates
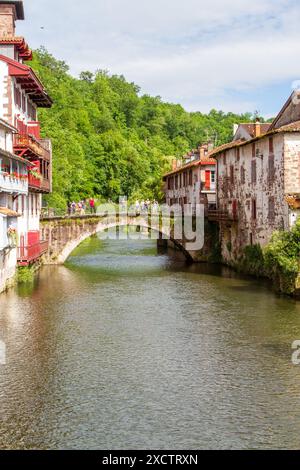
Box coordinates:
[28,172,41,190]
[208,209,238,222]
[28,173,50,193]
[14,133,51,161]
[17,240,49,266]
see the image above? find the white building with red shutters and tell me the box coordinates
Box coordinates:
[163,143,217,212]
[0,1,52,291]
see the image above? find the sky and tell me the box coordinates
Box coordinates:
[16,0,300,117]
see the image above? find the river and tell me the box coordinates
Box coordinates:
[0,234,300,450]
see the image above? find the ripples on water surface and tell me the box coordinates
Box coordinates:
[0,234,300,449]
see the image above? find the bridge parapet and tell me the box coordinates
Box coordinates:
[40,214,215,264]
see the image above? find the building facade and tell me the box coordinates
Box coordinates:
[163,144,217,212]
[0,1,52,291]
[211,101,300,265]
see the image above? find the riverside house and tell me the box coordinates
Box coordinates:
[0,1,53,291]
[210,94,300,265]
[0,117,31,291]
[163,143,217,213]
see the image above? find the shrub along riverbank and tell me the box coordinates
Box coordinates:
[237,220,300,295]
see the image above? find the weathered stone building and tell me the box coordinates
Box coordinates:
[210,94,300,265]
[163,143,217,212]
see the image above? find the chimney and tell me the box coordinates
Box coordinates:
[255,118,261,138]
[233,124,239,136]
[198,144,206,160]
[0,2,25,37]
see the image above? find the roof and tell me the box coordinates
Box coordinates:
[236,123,271,138]
[0,1,24,20]
[0,207,21,217]
[163,156,216,179]
[0,54,52,107]
[268,93,294,131]
[0,36,32,60]
[0,147,34,166]
[210,120,300,158]
[0,117,17,132]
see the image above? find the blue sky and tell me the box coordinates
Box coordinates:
[16,0,300,117]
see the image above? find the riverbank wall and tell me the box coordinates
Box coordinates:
[0,247,17,293]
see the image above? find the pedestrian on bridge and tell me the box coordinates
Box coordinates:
[89,198,96,214]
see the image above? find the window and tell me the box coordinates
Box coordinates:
[268,154,275,183]
[268,196,275,221]
[223,153,226,165]
[167,177,171,190]
[36,194,39,215]
[251,198,257,220]
[251,159,257,184]
[211,171,216,184]
[183,172,187,187]
[236,147,240,161]
[241,166,245,184]
[269,137,274,154]
[14,86,21,108]
[189,170,193,186]
[175,175,178,190]
[22,94,26,112]
[27,100,37,121]
[230,165,234,185]
[252,143,256,158]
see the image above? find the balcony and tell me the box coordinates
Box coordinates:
[0,171,28,194]
[17,240,49,266]
[14,132,51,162]
[208,209,238,223]
[28,170,51,194]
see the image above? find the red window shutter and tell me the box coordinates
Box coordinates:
[205,170,211,189]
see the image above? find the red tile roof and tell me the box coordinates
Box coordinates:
[237,123,271,137]
[163,155,216,179]
[0,54,52,107]
[210,120,300,158]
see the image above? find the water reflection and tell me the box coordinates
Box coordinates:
[0,235,300,449]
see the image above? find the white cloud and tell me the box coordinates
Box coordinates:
[16,0,300,113]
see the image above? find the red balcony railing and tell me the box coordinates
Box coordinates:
[14,133,51,161]
[28,172,42,190]
[17,240,49,266]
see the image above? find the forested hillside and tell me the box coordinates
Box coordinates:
[31,48,261,211]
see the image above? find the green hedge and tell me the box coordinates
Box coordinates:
[236,220,300,294]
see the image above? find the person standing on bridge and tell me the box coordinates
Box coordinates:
[89,198,96,214]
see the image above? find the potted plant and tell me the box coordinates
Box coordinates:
[29,169,43,181]
[7,227,17,248]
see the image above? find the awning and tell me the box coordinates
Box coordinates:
[0,207,21,217]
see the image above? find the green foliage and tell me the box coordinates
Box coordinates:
[264,221,300,294]
[235,223,300,294]
[31,47,260,208]
[238,244,265,277]
[17,266,36,284]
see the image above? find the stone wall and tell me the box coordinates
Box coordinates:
[0,246,17,293]
[217,132,295,264]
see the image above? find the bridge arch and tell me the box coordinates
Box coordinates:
[41,215,193,264]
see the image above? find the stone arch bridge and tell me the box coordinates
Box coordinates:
[40,214,214,264]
